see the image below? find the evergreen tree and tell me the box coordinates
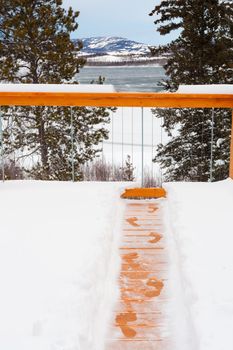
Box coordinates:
[0,0,111,180]
[150,0,233,181]
[120,155,135,181]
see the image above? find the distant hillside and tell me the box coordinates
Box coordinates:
[79,37,150,55]
[74,37,166,66]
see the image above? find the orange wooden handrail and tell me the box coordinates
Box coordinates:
[0,90,232,179]
[0,92,232,108]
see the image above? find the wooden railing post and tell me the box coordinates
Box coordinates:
[230,110,233,179]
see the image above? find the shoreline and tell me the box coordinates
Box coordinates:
[83,63,164,68]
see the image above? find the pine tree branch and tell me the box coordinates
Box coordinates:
[16,147,40,160]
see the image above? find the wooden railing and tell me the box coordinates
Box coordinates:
[0,91,232,178]
[0,91,232,108]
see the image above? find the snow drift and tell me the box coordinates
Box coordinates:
[0,181,126,350]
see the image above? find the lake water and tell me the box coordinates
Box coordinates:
[77,65,167,181]
[78,65,166,92]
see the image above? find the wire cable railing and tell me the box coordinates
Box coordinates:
[0,89,232,186]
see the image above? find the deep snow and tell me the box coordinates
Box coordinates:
[1,179,233,350]
[0,181,127,350]
[164,179,233,350]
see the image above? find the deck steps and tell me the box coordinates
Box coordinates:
[106,200,169,349]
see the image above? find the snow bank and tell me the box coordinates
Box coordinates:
[0,83,115,92]
[0,181,126,350]
[164,179,233,350]
[177,84,233,94]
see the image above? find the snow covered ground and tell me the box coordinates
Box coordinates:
[1,179,233,350]
[164,179,233,350]
[0,181,128,350]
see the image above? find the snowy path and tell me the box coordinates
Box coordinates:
[106,200,170,349]
[105,197,198,350]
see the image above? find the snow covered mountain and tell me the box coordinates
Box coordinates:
[74,37,165,66]
[79,37,150,56]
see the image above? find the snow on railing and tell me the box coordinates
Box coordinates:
[0,85,232,183]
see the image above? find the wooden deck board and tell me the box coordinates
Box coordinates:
[121,188,166,199]
[106,200,169,349]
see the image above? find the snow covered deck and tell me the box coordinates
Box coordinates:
[0,181,125,350]
[1,180,233,349]
[164,179,233,350]
[107,200,169,349]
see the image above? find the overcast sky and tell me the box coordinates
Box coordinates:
[62,0,175,45]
